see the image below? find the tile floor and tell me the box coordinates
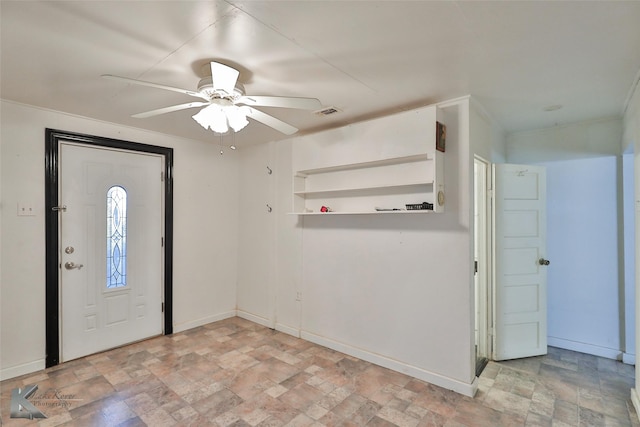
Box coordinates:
[0,317,638,426]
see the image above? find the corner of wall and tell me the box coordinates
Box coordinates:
[632,388,640,420]
[623,66,640,153]
[468,96,506,163]
[173,311,237,334]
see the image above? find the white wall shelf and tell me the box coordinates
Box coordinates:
[291,105,446,215]
[290,210,436,216]
[296,153,429,175]
[293,181,433,196]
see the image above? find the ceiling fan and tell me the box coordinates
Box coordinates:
[103,61,322,135]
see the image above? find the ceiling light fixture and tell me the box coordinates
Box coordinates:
[192,99,249,133]
[103,61,321,136]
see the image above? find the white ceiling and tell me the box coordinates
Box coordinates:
[2,1,640,147]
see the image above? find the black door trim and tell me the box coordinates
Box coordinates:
[45,128,174,368]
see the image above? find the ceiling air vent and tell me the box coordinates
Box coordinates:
[315,106,341,116]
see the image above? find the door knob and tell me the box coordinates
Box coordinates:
[538,258,550,266]
[64,261,84,270]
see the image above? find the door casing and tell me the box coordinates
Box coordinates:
[474,156,491,374]
[45,129,174,368]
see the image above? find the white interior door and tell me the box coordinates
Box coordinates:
[60,142,164,361]
[493,163,548,360]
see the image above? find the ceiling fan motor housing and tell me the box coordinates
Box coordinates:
[197,76,245,100]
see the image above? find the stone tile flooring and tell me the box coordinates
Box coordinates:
[0,317,638,426]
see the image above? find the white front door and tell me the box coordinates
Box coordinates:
[59,142,164,362]
[493,163,548,360]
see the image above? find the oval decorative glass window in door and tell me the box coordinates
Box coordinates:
[106,185,127,289]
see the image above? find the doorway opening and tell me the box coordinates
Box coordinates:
[45,129,174,368]
[474,156,491,375]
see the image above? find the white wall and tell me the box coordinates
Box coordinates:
[507,118,622,163]
[544,157,621,357]
[507,118,626,360]
[623,152,636,363]
[274,139,304,336]
[470,98,506,163]
[252,100,477,396]
[236,140,305,338]
[0,100,239,379]
[236,142,277,327]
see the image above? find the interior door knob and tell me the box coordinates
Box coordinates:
[538,258,550,266]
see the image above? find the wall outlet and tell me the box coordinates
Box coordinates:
[17,203,36,216]
[296,292,302,301]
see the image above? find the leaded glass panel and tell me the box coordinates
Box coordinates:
[106,186,127,289]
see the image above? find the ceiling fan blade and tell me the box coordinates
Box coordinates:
[132,101,210,118]
[243,107,298,135]
[102,74,209,101]
[210,62,239,95]
[237,95,321,110]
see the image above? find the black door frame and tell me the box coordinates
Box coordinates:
[45,129,173,368]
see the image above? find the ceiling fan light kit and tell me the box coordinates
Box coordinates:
[192,101,249,133]
[103,61,322,136]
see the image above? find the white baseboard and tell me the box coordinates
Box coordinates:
[173,311,236,333]
[623,352,636,365]
[236,310,273,329]
[548,337,622,360]
[275,323,301,338]
[0,359,46,381]
[300,331,476,397]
